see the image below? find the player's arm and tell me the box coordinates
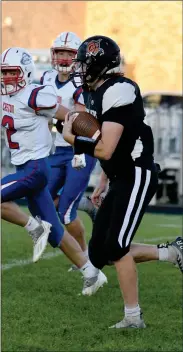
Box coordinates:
[54,87,85,122]
[28,87,72,122]
[54,105,69,121]
[55,101,85,121]
[28,85,59,120]
[62,111,123,160]
[71,88,86,169]
[54,87,85,135]
[92,82,136,159]
[92,120,124,160]
[39,72,55,131]
[74,103,85,112]
[63,82,136,160]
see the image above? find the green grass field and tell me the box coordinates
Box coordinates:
[1,210,182,352]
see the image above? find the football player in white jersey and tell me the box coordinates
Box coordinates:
[40,32,97,270]
[1,47,107,295]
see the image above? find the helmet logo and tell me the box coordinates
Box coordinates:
[85,40,104,57]
[20,52,32,65]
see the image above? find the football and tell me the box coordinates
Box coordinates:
[69,111,101,141]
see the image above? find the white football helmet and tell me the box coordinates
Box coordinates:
[51,31,81,73]
[1,47,35,95]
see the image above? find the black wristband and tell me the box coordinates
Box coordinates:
[74,136,97,156]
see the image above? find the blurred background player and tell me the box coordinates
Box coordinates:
[1,47,107,295]
[40,32,97,269]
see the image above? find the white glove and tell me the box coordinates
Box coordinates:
[71,153,86,170]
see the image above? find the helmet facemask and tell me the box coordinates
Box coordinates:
[1,66,26,95]
[1,47,35,95]
[72,55,116,90]
[51,48,77,74]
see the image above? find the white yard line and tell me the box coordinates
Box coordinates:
[155,224,182,228]
[1,234,178,271]
[2,250,61,271]
[153,216,182,221]
[139,235,175,242]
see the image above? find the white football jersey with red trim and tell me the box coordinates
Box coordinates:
[1,84,59,165]
[41,69,84,147]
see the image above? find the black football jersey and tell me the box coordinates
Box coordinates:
[84,76,155,179]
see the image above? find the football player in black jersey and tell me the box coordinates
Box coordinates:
[62,35,183,328]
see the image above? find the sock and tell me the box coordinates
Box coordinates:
[79,260,99,278]
[158,247,169,261]
[83,248,88,258]
[124,304,141,318]
[78,196,94,213]
[24,216,39,232]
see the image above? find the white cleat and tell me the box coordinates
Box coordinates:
[29,220,51,263]
[82,270,108,296]
[109,314,146,329]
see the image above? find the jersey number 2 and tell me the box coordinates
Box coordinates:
[2,115,19,149]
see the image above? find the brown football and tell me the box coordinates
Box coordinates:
[70,111,101,141]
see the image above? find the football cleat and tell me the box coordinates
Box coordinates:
[109,313,146,329]
[169,237,183,273]
[82,271,108,296]
[158,237,183,273]
[29,219,51,263]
